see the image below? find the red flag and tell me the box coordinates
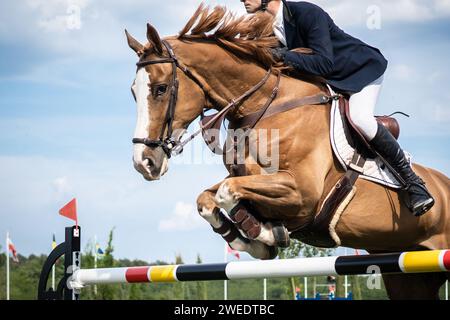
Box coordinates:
[227,244,240,259]
[59,198,78,227]
[7,237,19,263]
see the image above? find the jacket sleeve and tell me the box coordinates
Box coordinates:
[284,8,334,76]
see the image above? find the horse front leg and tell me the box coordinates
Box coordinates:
[197,182,278,260]
[214,171,302,248]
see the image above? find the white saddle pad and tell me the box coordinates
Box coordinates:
[328,86,406,189]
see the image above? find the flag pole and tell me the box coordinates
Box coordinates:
[52,234,55,291]
[344,247,348,298]
[6,231,10,300]
[94,235,98,296]
[224,243,228,301]
[304,276,308,299]
[263,278,267,300]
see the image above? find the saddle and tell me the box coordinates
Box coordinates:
[342,95,401,154]
[290,94,404,248]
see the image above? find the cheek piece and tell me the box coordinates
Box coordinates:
[260,0,269,11]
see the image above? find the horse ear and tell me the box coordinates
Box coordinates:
[125,29,144,56]
[146,23,163,55]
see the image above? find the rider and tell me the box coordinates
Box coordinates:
[240,0,435,216]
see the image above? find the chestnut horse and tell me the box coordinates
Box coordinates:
[126,6,450,299]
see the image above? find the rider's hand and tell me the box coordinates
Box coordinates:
[270,47,288,63]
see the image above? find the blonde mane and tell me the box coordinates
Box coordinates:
[177,4,280,67]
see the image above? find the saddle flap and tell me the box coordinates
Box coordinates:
[339,96,401,145]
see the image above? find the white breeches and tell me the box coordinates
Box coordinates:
[348,74,384,141]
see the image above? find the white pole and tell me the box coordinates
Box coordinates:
[263,278,267,300]
[94,235,98,296]
[52,265,55,290]
[6,232,10,300]
[304,277,308,299]
[224,243,227,300]
[344,248,348,298]
[445,281,448,300]
[51,233,55,291]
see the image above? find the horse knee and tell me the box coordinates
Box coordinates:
[197,192,222,227]
[197,191,215,210]
[215,180,240,213]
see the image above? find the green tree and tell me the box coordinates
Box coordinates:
[96,228,116,300]
[174,253,185,299]
[196,254,208,300]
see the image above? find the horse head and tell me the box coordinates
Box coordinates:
[126,24,207,181]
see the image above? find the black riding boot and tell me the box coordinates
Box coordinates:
[370,123,435,216]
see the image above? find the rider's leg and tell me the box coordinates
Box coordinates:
[348,75,381,140]
[348,74,435,216]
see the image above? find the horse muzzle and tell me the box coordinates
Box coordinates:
[133,145,168,181]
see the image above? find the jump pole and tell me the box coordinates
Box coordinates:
[38,226,450,300]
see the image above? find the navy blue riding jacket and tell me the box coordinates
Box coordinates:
[282,1,388,93]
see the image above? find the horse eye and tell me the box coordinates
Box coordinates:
[152,84,168,97]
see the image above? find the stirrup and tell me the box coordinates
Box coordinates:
[412,198,435,217]
[405,182,435,217]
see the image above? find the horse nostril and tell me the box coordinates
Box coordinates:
[144,157,155,169]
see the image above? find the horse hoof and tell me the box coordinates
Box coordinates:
[272,222,290,248]
[262,246,278,260]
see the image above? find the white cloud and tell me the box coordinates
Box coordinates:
[1,0,449,84]
[5,0,446,62]
[158,201,207,231]
[435,0,450,14]
[29,0,89,32]
[52,176,72,198]
[313,0,450,26]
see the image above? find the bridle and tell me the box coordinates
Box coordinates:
[261,0,269,11]
[132,40,181,158]
[132,39,278,159]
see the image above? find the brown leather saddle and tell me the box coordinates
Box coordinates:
[290,95,406,247]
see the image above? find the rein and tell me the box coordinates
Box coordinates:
[132,39,339,158]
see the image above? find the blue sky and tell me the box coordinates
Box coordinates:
[0,0,449,264]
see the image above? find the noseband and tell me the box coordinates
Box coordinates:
[261,0,269,11]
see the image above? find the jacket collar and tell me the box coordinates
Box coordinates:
[282,0,294,26]
[282,1,297,48]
